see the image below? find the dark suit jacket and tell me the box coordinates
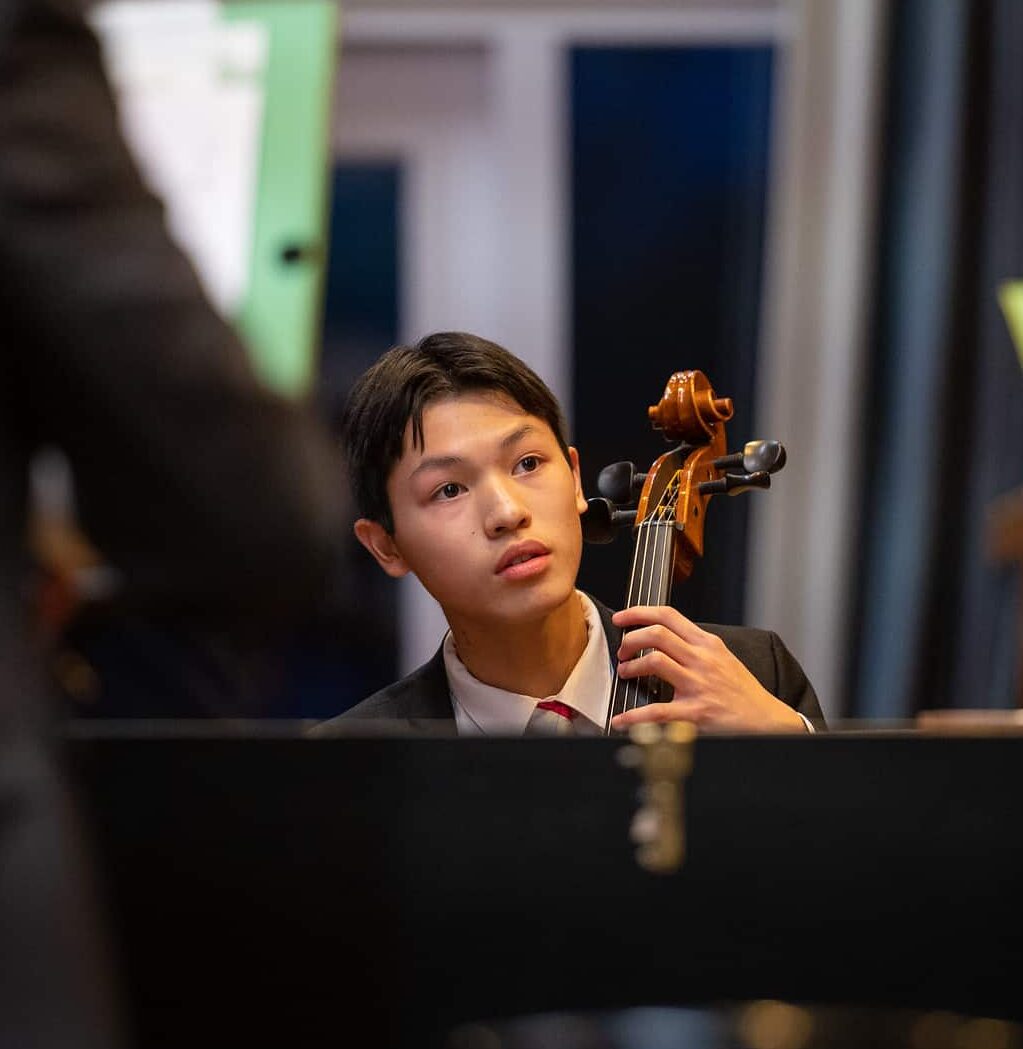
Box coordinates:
[0,5,344,1045]
[321,598,824,733]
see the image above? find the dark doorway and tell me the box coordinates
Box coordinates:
[571,46,775,625]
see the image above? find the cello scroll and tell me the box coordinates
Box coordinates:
[582,369,785,585]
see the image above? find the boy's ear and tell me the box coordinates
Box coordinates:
[353,519,410,578]
[568,447,588,515]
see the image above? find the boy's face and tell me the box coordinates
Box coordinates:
[354,392,588,634]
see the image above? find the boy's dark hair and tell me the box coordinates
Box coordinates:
[342,332,571,531]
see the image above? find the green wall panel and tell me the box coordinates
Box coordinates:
[224,1,338,396]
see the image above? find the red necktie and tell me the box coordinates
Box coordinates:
[525,699,578,735]
[535,699,577,721]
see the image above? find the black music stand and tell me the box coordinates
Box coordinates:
[68,726,1023,1048]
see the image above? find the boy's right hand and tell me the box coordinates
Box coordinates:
[609,605,808,734]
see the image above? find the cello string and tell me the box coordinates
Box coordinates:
[655,493,675,703]
[630,492,668,712]
[637,509,658,709]
[619,512,649,719]
[610,494,655,725]
[606,473,679,728]
[624,515,652,714]
[644,484,680,709]
[628,480,676,712]
[606,504,646,732]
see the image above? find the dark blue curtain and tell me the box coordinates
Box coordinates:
[850,0,1023,717]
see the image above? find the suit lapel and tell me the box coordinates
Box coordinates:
[591,595,622,672]
[400,647,457,724]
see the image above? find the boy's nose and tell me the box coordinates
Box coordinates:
[484,483,531,537]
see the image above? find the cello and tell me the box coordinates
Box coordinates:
[581,369,786,736]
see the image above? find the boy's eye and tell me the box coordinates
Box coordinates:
[516,455,541,474]
[435,482,463,501]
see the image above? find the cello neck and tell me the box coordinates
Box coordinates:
[623,519,675,611]
[604,519,676,733]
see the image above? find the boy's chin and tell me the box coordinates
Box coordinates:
[483,580,579,626]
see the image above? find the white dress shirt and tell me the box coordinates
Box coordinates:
[444,592,611,736]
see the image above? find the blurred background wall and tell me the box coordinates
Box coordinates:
[322,0,887,722]
[79,0,1023,723]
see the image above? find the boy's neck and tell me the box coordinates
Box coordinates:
[448,591,589,699]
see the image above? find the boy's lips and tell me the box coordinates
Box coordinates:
[495,540,551,576]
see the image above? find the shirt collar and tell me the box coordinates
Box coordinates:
[443,592,612,736]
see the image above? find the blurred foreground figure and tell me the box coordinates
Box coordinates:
[0,1,345,1045]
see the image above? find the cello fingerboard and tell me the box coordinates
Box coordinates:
[605,519,676,732]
